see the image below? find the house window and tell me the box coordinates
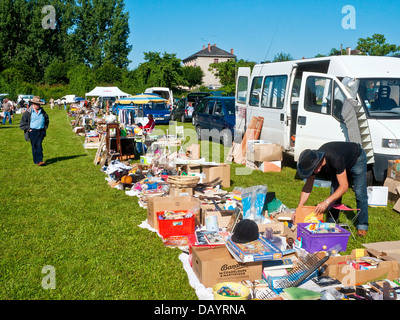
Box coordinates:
[214,59,219,63]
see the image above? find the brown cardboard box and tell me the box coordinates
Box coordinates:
[191,245,263,288]
[257,221,285,236]
[383,177,400,212]
[387,160,400,181]
[186,143,200,160]
[203,163,230,188]
[294,206,323,224]
[363,241,400,270]
[258,161,282,173]
[203,209,233,229]
[322,249,399,286]
[147,196,200,229]
[253,143,283,162]
[169,187,193,197]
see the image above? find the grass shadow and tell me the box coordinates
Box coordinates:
[45,154,87,165]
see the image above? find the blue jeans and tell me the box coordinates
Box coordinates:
[327,146,369,231]
[2,111,12,124]
[29,129,45,164]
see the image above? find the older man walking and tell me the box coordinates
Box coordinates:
[19,96,49,166]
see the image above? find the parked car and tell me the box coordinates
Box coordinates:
[172,92,212,124]
[194,96,236,147]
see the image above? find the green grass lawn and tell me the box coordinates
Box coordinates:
[1,107,400,300]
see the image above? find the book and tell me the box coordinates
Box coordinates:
[263,258,294,270]
[225,236,283,263]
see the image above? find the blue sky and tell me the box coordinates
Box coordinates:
[125,0,400,70]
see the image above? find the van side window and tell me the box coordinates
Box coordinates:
[261,75,287,109]
[333,83,345,122]
[214,100,224,116]
[197,100,206,113]
[304,76,332,115]
[237,76,249,104]
[207,100,215,114]
[249,77,263,107]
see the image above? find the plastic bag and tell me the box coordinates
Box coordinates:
[241,185,268,222]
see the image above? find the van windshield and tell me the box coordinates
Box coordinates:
[152,91,169,100]
[146,102,168,110]
[358,78,400,119]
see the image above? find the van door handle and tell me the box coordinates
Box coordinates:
[280,113,285,122]
[298,116,307,126]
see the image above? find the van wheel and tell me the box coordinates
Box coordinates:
[196,126,202,141]
[366,168,374,186]
[221,129,232,147]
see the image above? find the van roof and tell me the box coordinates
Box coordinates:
[252,55,400,79]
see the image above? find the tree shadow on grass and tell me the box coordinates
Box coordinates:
[45,154,87,165]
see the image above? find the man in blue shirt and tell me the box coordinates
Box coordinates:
[19,96,49,166]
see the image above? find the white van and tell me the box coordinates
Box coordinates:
[144,87,174,108]
[17,94,34,105]
[59,95,77,104]
[236,55,400,183]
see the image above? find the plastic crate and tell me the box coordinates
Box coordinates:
[297,223,350,253]
[157,211,195,238]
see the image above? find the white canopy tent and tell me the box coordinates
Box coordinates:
[85,87,129,100]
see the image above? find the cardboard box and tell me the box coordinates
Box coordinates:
[186,143,200,160]
[202,209,233,229]
[191,245,263,288]
[147,196,200,229]
[169,187,193,197]
[363,241,400,270]
[258,161,282,173]
[367,186,388,207]
[253,143,283,162]
[383,177,400,207]
[203,163,230,188]
[257,221,285,236]
[322,249,399,286]
[246,158,282,173]
[387,159,400,181]
[294,206,323,224]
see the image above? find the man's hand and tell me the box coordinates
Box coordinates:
[314,200,330,214]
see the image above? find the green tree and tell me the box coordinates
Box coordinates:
[208,59,256,93]
[44,60,75,85]
[181,66,204,89]
[68,63,96,97]
[134,52,184,89]
[273,52,293,62]
[74,0,132,69]
[356,33,400,56]
[93,62,124,86]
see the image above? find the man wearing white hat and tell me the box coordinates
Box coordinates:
[19,96,49,166]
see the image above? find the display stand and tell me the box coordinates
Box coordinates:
[106,123,122,161]
[328,204,360,240]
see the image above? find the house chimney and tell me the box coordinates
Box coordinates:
[231,48,234,54]
[208,43,211,52]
